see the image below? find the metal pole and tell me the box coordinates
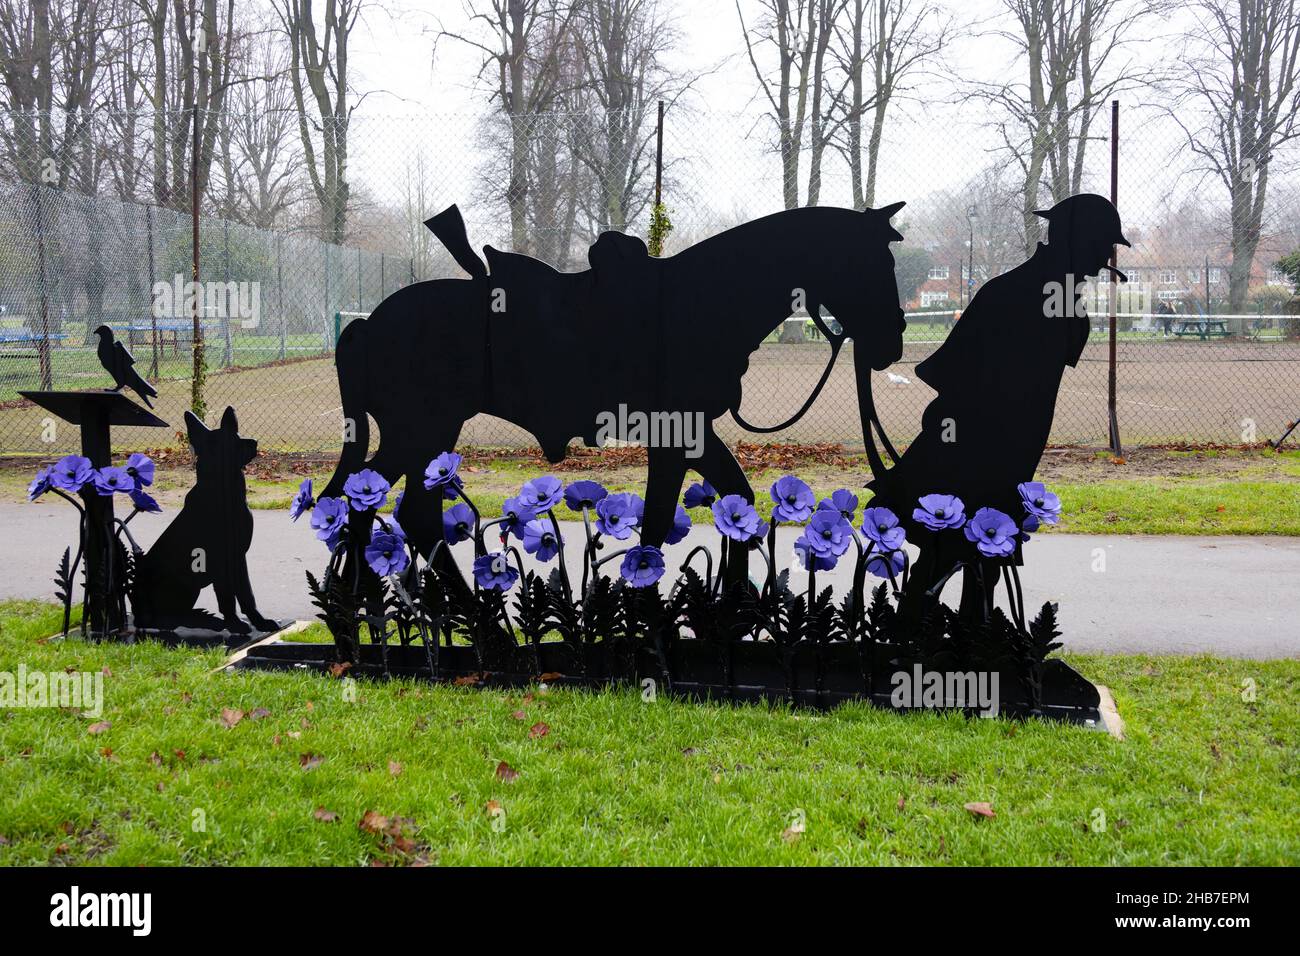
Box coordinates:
[32,183,52,390]
[655,100,664,208]
[146,204,159,378]
[380,252,385,300]
[357,245,362,312]
[1107,99,1122,457]
[222,217,232,367]
[190,0,205,418]
[277,232,285,360]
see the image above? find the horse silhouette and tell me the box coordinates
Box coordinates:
[322,204,907,556]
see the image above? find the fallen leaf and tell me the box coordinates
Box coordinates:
[964,802,996,820]
[781,827,802,844]
[359,810,390,834]
[329,663,351,678]
[538,672,564,682]
[249,707,271,720]
[99,747,115,760]
[388,761,403,777]
[495,761,519,783]
[453,673,483,687]
[300,753,323,770]
[528,722,550,740]
[1215,504,1226,512]
[0,834,9,845]
[485,800,502,814]
[87,721,110,735]
[55,843,69,855]
[897,795,906,811]
[220,708,244,729]
[101,666,112,676]
[305,701,314,711]
[148,751,163,767]
[313,807,339,823]
[174,749,186,761]
[510,710,527,720]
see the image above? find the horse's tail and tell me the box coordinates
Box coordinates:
[322,319,369,499]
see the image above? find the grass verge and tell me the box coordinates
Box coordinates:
[0,600,1294,865]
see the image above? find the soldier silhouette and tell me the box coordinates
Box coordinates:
[870,193,1129,621]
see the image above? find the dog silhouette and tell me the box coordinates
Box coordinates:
[133,406,278,634]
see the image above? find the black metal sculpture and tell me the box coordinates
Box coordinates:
[321,203,907,565]
[131,407,280,636]
[24,373,278,640]
[94,325,159,408]
[228,195,1135,725]
[868,193,1129,621]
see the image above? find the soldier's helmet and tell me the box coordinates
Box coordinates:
[1034,193,1130,249]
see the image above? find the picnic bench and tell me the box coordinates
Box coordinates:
[1174,319,1229,340]
[127,319,220,355]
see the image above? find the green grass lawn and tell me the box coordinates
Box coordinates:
[0,600,1294,866]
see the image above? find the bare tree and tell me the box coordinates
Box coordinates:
[834,0,949,209]
[0,0,105,188]
[1170,0,1300,311]
[437,1,586,253]
[737,0,846,209]
[966,0,1148,254]
[276,0,366,244]
[568,0,692,234]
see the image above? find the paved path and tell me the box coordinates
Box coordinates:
[2,502,1297,658]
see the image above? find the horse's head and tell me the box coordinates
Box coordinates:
[818,202,908,372]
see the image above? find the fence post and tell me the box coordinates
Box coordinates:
[1107,99,1123,457]
[31,183,53,390]
[277,232,286,361]
[323,240,330,352]
[357,245,362,312]
[145,204,159,379]
[410,257,415,286]
[222,218,233,367]
[380,252,385,300]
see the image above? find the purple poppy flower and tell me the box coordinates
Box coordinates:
[377,514,406,542]
[423,451,463,491]
[501,496,539,538]
[683,479,717,509]
[817,489,859,521]
[963,507,1018,558]
[629,494,645,523]
[1018,482,1061,524]
[125,452,155,488]
[50,455,93,492]
[343,469,389,511]
[129,487,162,514]
[595,492,639,539]
[473,551,519,591]
[564,479,608,512]
[519,475,564,513]
[1019,513,1040,544]
[289,477,314,521]
[664,505,692,545]
[793,536,839,571]
[364,532,409,576]
[862,506,906,551]
[620,545,666,588]
[913,493,966,532]
[521,519,561,562]
[93,466,134,496]
[442,502,475,544]
[28,465,52,501]
[866,549,906,579]
[711,494,764,542]
[310,496,348,548]
[803,510,852,558]
[770,475,815,523]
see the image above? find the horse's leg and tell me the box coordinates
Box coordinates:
[641,445,687,547]
[693,427,753,590]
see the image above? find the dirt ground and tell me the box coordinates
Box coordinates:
[1,336,1299,456]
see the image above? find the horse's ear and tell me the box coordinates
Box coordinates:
[869,200,906,242]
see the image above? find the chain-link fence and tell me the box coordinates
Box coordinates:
[2,106,1298,456]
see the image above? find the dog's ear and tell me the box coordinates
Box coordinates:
[220,405,239,433]
[184,410,209,448]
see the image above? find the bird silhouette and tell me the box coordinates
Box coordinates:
[94,325,158,408]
